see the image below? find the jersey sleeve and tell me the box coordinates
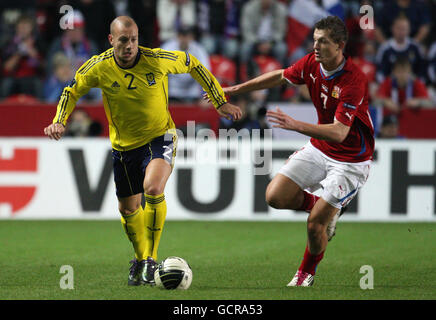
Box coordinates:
[157,49,227,109]
[52,56,100,125]
[283,55,308,85]
[334,83,365,127]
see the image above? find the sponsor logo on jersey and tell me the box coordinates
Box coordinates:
[111,81,120,88]
[322,84,328,92]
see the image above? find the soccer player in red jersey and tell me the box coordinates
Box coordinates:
[223,16,374,286]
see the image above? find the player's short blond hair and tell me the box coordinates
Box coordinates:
[110,16,137,34]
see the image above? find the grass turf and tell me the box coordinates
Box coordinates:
[0,220,435,300]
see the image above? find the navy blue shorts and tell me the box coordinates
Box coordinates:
[112,133,177,198]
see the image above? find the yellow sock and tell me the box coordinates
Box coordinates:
[144,193,167,260]
[120,206,147,261]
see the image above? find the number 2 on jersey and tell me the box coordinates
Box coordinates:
[124,73,137,90]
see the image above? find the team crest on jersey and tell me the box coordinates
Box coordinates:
[332,85,341,98]
[146,73,156,86]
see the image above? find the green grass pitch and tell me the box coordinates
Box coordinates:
[0,220,435,300]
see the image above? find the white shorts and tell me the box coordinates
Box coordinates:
[278,142,371,209]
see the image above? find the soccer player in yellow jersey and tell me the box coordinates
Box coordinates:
[44,16,242,286]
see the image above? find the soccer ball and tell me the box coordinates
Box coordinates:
[154,256,193,290]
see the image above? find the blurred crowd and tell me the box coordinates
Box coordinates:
[0,0,435,139]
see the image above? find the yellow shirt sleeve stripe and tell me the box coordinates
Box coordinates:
[141,52,178,61]
[61,91,71,123]
[77,59,94,74]
[143,48,178,58]
[157,54,178,61]
[140,48,179,61]
[158,51,178,58]
[79,56,101,75]
[79,52,114,75]
[193,65,226,107]
[56,90,69,123]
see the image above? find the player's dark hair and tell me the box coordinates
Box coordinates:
[314,16,348,44]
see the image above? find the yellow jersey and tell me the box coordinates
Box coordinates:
[53,46,227,151]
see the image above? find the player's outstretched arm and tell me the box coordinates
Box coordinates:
[216,102,243,121]
[174,52,242,121]
[44,123,65,141]
[224,69,287,96]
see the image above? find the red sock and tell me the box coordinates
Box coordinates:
[298,245,324,275]
[298,191,320,213]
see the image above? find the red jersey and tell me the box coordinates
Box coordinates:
[283,53,374,163]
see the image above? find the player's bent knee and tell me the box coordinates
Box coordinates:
[266,191,301,210]
[265,189,279,209]
[119,204,141,216]
[306,219,326,238]
[266,196,282,209]
[265,191,289,209]
[118,196,142,216]
[144,184,164,196]
[265,176,303,210]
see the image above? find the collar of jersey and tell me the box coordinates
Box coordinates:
[113,51,141,69]
[319,65,345,80]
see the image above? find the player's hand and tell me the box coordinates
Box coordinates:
[217,103,243,121]
[266,107,298,131]
[44,123,65,140]
[202,92,212,103]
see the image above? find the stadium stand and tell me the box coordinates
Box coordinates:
[0,0,435,139]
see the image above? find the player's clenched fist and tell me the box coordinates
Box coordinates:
[44,123,65,140]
